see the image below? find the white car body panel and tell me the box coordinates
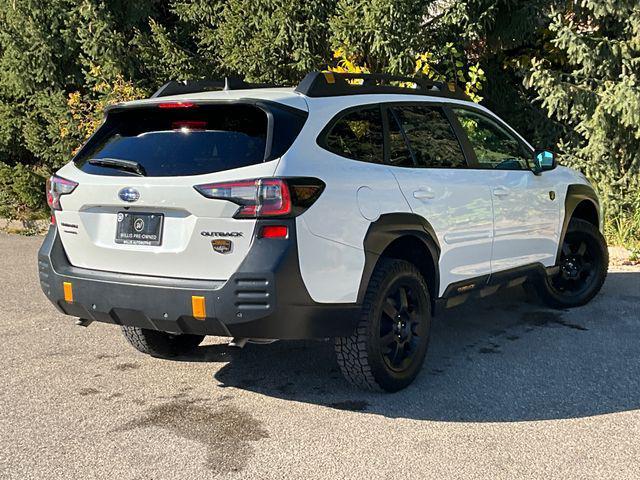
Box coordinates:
[54,160,279,280]
[276,152,411,303]
[278,154,410,301]
[390,167,494,296]
[485,170,560,271]
[275,96,411,302]
[295,216,365,303]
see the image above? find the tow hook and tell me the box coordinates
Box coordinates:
[75,318,94,327]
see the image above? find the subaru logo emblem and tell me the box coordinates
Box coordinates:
[118,187,140,203]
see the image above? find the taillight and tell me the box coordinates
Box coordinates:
[194,177,324,219]
[46,175,78,212]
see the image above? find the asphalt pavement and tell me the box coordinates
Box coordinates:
[1,232,639,479]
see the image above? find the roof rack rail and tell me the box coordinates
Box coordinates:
[294,71,470,101]
[150,77,282,98]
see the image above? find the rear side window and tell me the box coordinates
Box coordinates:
[390,105,467,169]
[74,103,305,177]
[323,106,384,163]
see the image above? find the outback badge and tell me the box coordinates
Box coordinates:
[211,239,233,254]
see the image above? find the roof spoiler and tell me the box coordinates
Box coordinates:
[150,78,283,98]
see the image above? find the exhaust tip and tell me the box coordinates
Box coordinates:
[228,337,248,349]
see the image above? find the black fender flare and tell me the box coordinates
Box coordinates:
[557,184,600,263]
[357,213,440,303]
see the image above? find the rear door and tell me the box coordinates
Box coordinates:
[383,103,494,296]
[54,101,306,280]
[450,107,560,272]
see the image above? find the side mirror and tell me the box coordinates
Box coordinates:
[531,149,557,175]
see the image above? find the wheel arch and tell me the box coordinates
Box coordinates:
[571,199,599,227]
[558,184,601,262]
[358,213,440,309]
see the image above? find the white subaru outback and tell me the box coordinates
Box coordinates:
[38,72,608,391]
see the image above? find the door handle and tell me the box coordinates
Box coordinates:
[492,187,510,197]
[413,188,435,200]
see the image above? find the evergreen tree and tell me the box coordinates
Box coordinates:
[0,0,80,219]
[132,1,220,84]
[526,0,640,223]
[212,0,335,83]
[441,0,565,146]
[328,0,429,74]
[0,0,175,220]
[0,0,637,247]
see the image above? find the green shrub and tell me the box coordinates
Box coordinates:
[604,195,640,251]
[0,162,48,221]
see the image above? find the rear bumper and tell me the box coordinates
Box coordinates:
[38,222,360,339]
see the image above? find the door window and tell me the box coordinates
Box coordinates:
[453,108,531,170]
[323,106,384,163]
[390,105,467,168]
[386,109,414,167]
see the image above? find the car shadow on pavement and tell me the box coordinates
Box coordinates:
[181,271,640,422]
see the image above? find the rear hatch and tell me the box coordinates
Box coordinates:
[53,99,307,280]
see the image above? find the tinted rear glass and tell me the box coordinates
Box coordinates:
[74,103,304,177]
[323,106,384,163]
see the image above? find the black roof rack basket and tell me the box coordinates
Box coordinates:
[294,71,470,101]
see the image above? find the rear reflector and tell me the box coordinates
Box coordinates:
[259,225,288,238]
[158,102,196,109]
[63,282,73,303]
[192,296,206,320]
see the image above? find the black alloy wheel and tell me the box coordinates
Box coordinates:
[535,218,608,309]
[335,258,432,392]
[550,232,600,297]
[379,282,427,373]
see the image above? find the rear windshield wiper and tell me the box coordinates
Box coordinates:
[88,158,147,176]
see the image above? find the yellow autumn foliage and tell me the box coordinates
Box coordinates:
[328,48,485,103]
[61,65,147,151]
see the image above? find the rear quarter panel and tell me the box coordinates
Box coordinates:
[277,96,411,303]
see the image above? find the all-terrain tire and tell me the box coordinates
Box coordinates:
[535,218,608,309]
[121,326,205,357]
[335,258,432,392]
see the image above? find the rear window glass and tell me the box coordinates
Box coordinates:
[74,103,304,177]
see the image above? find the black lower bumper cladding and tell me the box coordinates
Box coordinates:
[37,220,360,339]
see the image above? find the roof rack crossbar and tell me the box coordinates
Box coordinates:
[294,71,469,101]
[150,78,283,98]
